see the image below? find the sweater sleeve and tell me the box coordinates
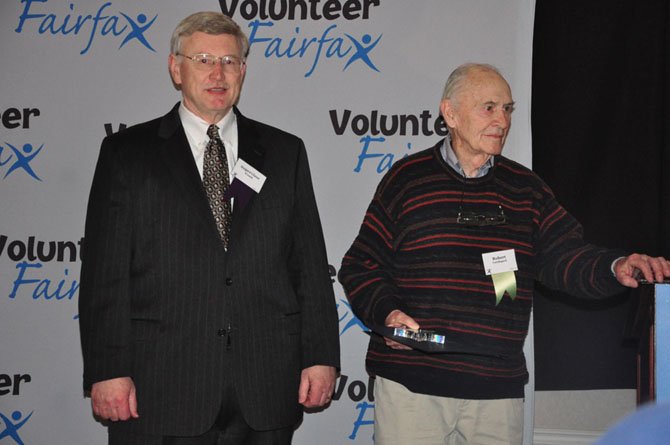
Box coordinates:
[338,177,410,328]
[535,183,627,298]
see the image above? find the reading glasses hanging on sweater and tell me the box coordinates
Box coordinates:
[456,208,507,226]
[456,185,507,226]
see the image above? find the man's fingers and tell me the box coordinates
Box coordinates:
[616,254,670,288]
[298,376,309,404]
[90,377,136,421]
[385,309,420,330]
[299,365,336,408]
[384,337,412,350]
[129,388,139,418]
[650,258,670,282]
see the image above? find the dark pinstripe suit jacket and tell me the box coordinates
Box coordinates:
[79,104,340,436]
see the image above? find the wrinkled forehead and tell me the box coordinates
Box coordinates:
[461,71,513,103]
[181,31,242,55]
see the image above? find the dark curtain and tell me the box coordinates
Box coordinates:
[531,0,669,390]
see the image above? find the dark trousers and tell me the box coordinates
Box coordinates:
[109,383,295,445]
[109,423,294,445]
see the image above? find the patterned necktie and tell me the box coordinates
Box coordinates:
[203,124,232,248]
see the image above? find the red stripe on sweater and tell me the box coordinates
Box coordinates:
[396,277,491,286]
[398,197,460,217]
[386,155,433,184]
[363,221,393,249]
[347,277,384,298]
[540,206,566,233]
[400,241,533,256]
[403,233,533,249]
[366,212,392,239]
[403,190,461,207]
[563,248,586,285]
[450,321,527,336]
[368,351,526,377]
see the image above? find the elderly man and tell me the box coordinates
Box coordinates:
[339,63,670,445]
[79,11,339,445]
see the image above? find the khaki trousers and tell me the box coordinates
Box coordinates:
[373,376,523,445]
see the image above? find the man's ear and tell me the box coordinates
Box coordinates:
[168,54,181,86]
[440,99,457,127]
[239,60,247,84]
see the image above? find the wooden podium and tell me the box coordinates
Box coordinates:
[628,283,670,403]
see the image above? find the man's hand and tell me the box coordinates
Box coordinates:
[614,254,670,288]
[384,309,420,350]
[91,377,138,421]
[298,365,337,408]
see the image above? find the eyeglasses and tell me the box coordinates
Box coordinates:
[456,208,507,226]
[456,184,507,226]
[177,53,245,73]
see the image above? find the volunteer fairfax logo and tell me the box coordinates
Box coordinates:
[1,107,40,129]
[329,108,448,174]
[0,410,33,445]
[0,142,44,181]
[1,235,82,319]
[14,0,158,55]
[219,0,383,77]
[1,107,43,181]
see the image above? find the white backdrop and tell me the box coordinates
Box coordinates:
[0,1,535,443]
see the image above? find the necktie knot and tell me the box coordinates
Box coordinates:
[207,124,220,141]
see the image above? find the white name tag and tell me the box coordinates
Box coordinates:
[482,249,518,276]
[232,158,266,193]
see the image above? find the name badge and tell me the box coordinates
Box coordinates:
[482,249,518,305]
[482,249,518,275]
[232,158,266,193]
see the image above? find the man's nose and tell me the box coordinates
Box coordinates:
[209,61,226,79]
[495,109,511,128]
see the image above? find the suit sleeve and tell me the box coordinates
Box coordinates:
[287,141,340,369]
[79,136,134,391]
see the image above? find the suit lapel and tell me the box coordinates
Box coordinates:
[156,104,222,243]
[229,108,267,249]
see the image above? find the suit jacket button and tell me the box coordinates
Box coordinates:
[225,278,233,286]
[217,328,227,337]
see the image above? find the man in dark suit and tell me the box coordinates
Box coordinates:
[78,11,340,445]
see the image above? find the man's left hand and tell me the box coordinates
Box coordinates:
[298,365,337,408]
[614,253,670,288]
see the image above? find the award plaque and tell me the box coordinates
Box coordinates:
[371,325,506,357]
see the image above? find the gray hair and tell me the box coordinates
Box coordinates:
[441,63,503,102]
[170,12,250,58]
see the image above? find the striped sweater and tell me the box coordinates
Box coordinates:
[339,141,626,399]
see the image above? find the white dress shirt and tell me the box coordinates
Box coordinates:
[178,102,239,181]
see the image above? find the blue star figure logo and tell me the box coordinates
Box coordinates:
[2,142,43,181]
[0,410,33,445]
[343,33,382,72]
[337,299,368,336]
[119,13,158,51]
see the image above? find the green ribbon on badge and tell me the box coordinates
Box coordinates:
[492,271,517,306]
